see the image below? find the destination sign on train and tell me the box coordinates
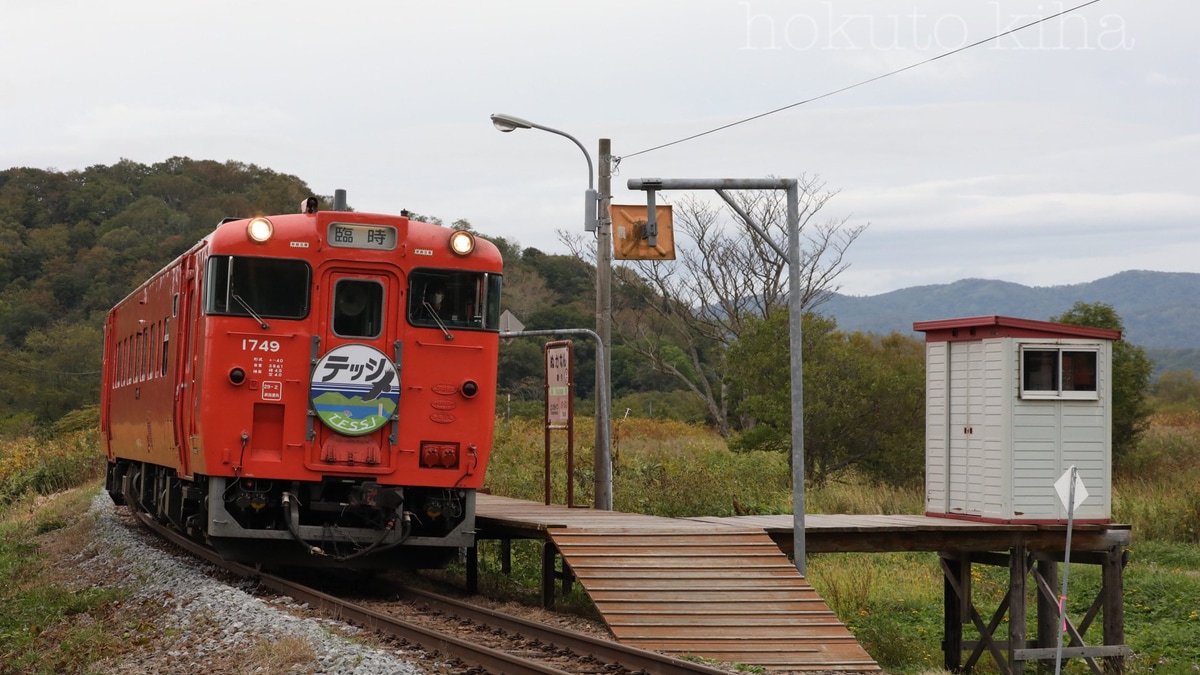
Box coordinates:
[327,222,397,250]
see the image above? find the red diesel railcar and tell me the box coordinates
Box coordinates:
[101,195,502,567]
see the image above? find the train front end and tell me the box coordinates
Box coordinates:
[190,204,501,567]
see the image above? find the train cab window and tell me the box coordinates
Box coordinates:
[408,269,502,331]
[333,279,384,338]
[205,256,311,319]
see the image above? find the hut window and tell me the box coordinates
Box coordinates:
[1020,346,1099,400]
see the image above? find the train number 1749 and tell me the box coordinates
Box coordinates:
[241,338,281,352]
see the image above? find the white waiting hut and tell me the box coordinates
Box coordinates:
[913,316,1120,523]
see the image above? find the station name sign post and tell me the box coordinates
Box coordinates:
[544,341,579,507]
[502,327,610,511]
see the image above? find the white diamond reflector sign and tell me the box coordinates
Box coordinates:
[1054,466,1090,512]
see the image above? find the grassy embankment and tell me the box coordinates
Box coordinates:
[0,416,118,674]
[2,412,1199,673]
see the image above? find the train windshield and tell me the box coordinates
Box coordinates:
[205,256,311,319]
[408,269,502,331]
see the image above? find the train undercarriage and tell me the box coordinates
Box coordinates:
[105,460,474,569]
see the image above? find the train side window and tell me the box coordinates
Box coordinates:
[148,324,156,379]
[205,256,311,319]
[482,273,502,330]
[408,269,502,331]
[162,318,170,376]
[333,279,384,338]
[135,330,143,382]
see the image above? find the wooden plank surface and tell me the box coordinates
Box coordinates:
[549,527,879,671]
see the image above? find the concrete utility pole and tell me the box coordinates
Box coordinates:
[489,114,613,511]
[595,139,613,511]
[626,177,807,576]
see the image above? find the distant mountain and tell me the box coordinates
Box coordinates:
[819,270,1200,374]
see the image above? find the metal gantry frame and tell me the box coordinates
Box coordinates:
[627,177,807,575]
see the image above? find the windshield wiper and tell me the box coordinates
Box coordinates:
[422,301,454,341]
[231,293,271,330]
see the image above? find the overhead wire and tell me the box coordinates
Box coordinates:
[615,0,1102,165]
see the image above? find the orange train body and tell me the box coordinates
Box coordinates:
[101,201,502,567]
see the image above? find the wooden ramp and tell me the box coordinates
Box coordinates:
[548,527,879,671]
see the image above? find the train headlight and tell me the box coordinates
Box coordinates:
[448,230,475,256]
[247,217,274,243]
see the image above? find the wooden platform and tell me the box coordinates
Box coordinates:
[476,495,876,671]
[688,513,1131,554]
[474,495,1134,674]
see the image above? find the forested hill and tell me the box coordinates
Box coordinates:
[0,158,606,431]
[821,272,1200,348]
[0,159,324,426]
[0,158,318,337]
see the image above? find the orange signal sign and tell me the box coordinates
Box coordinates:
[611,204,675,261]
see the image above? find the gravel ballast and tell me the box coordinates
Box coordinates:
[79,493,430,674]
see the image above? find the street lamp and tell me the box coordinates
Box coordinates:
[490,114,598,232]
[491,113,612,510]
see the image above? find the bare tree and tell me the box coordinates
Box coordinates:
[500,264,557,321]
[602,174,866,436]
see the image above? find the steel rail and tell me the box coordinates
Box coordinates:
[389,585,734,675]
[128,510,731,675]
[130,510,569,675]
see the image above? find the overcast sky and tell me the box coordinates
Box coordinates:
[3,1,1195,296]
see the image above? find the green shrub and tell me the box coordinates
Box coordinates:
[612,391,711,425]
[0,429,105,507]
[807,473,924,515]
[1114,415,1200,544]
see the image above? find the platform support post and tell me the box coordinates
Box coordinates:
[466,545,478,594]
[1036,558,1060,672]
[1010,547,1029,675]
[942,552,967,672]
[501,537,512,575]
[542,542,557,609]
[1103,546,1127,674]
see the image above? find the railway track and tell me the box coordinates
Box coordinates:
[130,509,734,675]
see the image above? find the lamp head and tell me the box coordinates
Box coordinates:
[490,113,533,133]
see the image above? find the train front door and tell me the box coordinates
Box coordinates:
[174,253,198,478]
[309,269,402,467]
